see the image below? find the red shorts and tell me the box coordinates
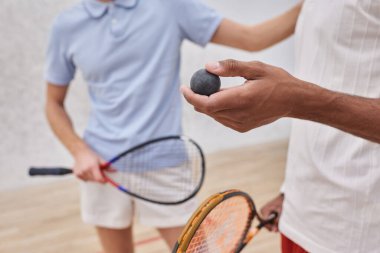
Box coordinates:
[281,234,308,253]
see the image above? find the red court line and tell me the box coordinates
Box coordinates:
[135,235,162,247]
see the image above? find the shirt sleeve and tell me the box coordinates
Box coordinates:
[172,0,223,47]
[44,18,76,86]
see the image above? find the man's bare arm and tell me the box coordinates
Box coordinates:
[181,60,380,144]
[46,84,86,155]
[211,2,303,51]
[290,82,380,143]
[45,83,105,182]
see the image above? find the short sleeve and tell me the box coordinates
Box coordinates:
[172,0,223,47]
[44,18,76,86]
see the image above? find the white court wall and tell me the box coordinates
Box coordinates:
[0,0,297,190]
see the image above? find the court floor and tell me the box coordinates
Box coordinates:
[0,140,287,253]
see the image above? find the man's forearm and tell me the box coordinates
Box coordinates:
[291,81,380,144]
[211,2,303,52]
[245,2,303,51]
[45,101,87,156]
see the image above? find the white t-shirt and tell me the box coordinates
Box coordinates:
[280,1,380,252]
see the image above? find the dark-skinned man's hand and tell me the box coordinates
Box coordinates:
[260,194,284,232]
[181,59,305,132]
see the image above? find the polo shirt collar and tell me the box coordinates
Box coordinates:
[83,0,138,18]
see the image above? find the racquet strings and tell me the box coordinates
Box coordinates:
[105,138,203,203]
[186,196,252,252]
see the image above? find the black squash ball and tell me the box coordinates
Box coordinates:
[190,69,221,96]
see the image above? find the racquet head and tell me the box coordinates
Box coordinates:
[29,135,205,205]
[173,189,275,253]
[105,135,205,204]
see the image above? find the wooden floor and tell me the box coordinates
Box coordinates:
[0,140,288,253]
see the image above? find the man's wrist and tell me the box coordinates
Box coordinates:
[68,139,89,157]
[287,79,336,121]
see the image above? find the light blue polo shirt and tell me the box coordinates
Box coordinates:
[45,0,222,158]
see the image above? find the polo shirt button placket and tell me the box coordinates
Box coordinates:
[108,2,136,38]
[108,5,119,36]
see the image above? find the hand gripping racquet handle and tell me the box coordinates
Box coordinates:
[257,211,278,229]
[29,167,73,176]
[239,211,279,251]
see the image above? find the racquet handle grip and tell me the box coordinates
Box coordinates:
[29,167,73,176]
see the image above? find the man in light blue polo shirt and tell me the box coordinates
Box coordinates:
[45,0,302,251]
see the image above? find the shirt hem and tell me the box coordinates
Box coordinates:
[280,219,336,253]
[45,75,73,86]
[199,15,223,47]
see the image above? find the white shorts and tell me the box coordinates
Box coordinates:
[80,180,198,229]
